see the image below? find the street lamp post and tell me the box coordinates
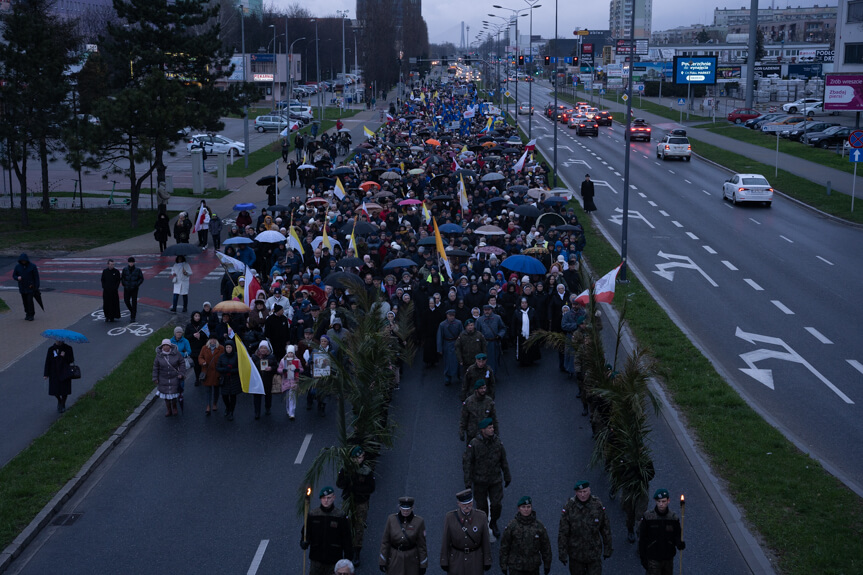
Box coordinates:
[269,24,277,105]
[311,19,322,126]
[239,2,249,168]
[523,0,541,138]
[337,9,349,110]
[288,37,306,108]
[491,5,536,128]
[552,0,558,186]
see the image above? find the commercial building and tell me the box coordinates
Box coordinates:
[609,0,652,39]
[832,0,863,71]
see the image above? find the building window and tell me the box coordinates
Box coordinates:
[845,43,863,64]
[849,0,863,23]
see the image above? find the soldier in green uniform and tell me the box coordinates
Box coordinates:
[464,418,511,539]
[499,496,552,575]
[336,446,376,566]
[462,353,497,401]
[637,488,685,575]
[301,486,354,575]
[456,319,487,381]
[558,480,613,575]
[460,380,499,443]
[440,489,492,575]
[379,496,428,575]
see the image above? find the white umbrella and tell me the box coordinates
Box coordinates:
[311,236,343,250]
[255,230,287,243]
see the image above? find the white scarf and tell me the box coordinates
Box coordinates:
[521,309,530,339]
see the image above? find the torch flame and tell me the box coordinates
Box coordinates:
[306,487,312,497]
[680,494,685,503]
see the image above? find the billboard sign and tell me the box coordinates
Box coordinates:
[815,49,835,63]
[717,65,741,81]
[631,62,672,82]
[753,64,781,78]
[788,64,822,79]
[674,56,717,85]
[824,74,863,111]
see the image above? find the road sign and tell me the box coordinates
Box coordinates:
[677,98,686,106]
[849,130,863,149]
[851,149,863,163]
[504,91,510,98]
[599,88,606,95]
[636,84,644,92]
[622,94,629,102]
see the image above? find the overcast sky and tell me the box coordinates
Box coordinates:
[275,0,834,46]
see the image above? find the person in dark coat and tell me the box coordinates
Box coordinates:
[420,297,442,367]
[100,259,122,322]
[264,305,291,359]
[216,340,241,421]
[336,446,377,566]
[184,311,208,383]
[120,257,144,322]
[154,211,171,252]
[288,160,298,187]
[379,496,429,575]
[301,486,354,575]
[581,174,596,213]
[638,488,685,574]
[209,212,222,251]
[44,340,74,413]
[511,297,541,366]
[12,253,40,321]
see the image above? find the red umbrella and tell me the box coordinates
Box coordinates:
[295,285,327,307]
[359,181,381,191]
[399,199,423,206]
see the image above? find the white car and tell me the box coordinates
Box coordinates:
[656,134,691,161]
[782,98,822,114]
[517,103,534,115]
[186,134,245,156]
[722,173,773,207]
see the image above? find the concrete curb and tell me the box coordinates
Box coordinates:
[0,390,157,574]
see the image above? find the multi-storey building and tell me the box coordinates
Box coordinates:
[609,0,652,39]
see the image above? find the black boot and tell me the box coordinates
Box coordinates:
[491,521,500,538]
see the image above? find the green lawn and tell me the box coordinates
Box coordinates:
[0,297,8,312]
[0,327,172,550]
[573,202,863,575]
[0,208,175,253]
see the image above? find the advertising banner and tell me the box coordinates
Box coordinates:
[787,63,822,78]
[631,62,672,82]
[674,56,717,85]
[824,74,863,111]
[753,64,781,78]
[717,65,741,81]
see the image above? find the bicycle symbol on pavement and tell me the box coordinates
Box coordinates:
[107,323,154,337]
[91,309,130,321]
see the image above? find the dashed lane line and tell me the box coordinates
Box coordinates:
[780,235,794,243]
[702,246,717,254]
[686,232,699,240]
[805,327,833,344]
[722,260,738,271]
[816,255,834,266]
[743,278,764,291]
[672,221,683,228]
[659,210,670,216]
[771,300,795,315]
[294,433,313,464]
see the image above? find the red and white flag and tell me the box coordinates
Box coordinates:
[243,265,262,308]
[451,155,460,173]
[191,202,208,234]
[386,112,394,122]
[513,150,529,173]
[361,200,370,219]
[575,263,622,305]
[524,138,537,152]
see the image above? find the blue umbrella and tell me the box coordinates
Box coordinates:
[543,197,568,205]
[383,258,418,271]
[233,202,256,211]
[41,329,89,344]
[439,223,464,234]
[500,254,547,275]
[223,236,254,245]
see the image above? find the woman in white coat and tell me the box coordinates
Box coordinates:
[170,254,193,313]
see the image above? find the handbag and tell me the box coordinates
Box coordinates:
[68,364,82,380]
[184,356,193,370]
[271,373,283,394]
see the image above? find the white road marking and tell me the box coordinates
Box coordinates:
[294,433,313,464]
[672,220,683,228]
[780,235,794,243]
[743,278,763,291]
[668,170,676,175]
[749,218,761,225]
[642,155,649,159]
[686,231,699,240]
[684,179,692,184]
[702,245,717,254]
[703,190,712,195]
[771,300,795,314]
[647,201,657,207]
[613,171,621,176]
[847,359,863,375]
[630,185,638,190]
[816,255,834,266]
[247,540,269,575]
[722,260,738,271]
[659,210,670,216]
[805,327,833,344]
[654,161,661,166]
[638,192,647,198]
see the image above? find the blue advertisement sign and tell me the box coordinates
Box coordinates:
[673,56,717,85]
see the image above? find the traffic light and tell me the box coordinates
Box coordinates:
[442,56,448,65]
[572,56,579,66]
[544,55,550,66]
[518,55,524,66]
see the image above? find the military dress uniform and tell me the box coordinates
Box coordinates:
[462,361,497,401]
[558,489,613,575]
[463,423,511,535]
[379,497,428,575]
[336,447,376,563]
[499,501,552,575]
[440,490,492,575]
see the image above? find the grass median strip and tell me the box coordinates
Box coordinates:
[573,204,863,574]
[0,326,172,551]
[0,297,8,312]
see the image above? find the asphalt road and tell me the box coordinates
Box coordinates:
[519,82,863,489]
[7,332,756,574]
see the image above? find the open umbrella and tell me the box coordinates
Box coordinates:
[475,225,505,236]
[296,284,327,306]
[356,202,383,213]
[502,147,521,154]
[331,166,354,176]
[41,329,89,344]
[429,194,453,202]
[500,254,547,275]
[445,248,470,257]
[314,176,336,187]
[425,138,441,146]
[324,271,364,289]
[269,204,290,211]
[475,245,506,256]
[359,181,381,191]
[515,204,541,219]
[423,155,445,164]
[374,191,395,199]
[398,199,422,206]
[523,246,549,255]
[213,300,251,313]
[481,172,505,182]
[340,220,379,236]
[408,168,425,175]
[233,203,256,211]
[486,197,507,206]
[337,257,364,268]
[483,155,502,162]
[306,197,329,206]
[537,212,567,229]
[379,171,401,181]
[255,230,287,243]
[383,258,418,270]
[455,168,476,178]
[351,147,372,156]
[544,197,568,206]
[222,236,254,245]
[338,127,352,133]
[508,185,528,194]
[311,236,343,250]
[417,236,447,247]
[297,163,317,170]
[161,244,203,257]
[256,175,282,186]
[551,224,582,233]
[429,174,449,190]
[439,223,463,234]
[410,145,425,153]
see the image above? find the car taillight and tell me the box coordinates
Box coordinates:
[738,187,746,192]
[687,146,691,150]
[664,145,670,150]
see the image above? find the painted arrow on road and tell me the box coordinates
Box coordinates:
[652,251,718,286]
[610,207,654,228]
[563,158,592,169]
[735,327,854,404]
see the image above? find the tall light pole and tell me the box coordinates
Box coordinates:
[491,6,534,126]
[619,0,637,282]
[523,0,541,138]
[239,1,249,168]
[288,37,305,107]
[311,19,322,125]
[269,24,276,105]
[337,9,349,109]
[552,0,558,186]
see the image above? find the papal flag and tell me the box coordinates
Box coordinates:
[289,225,305,256]
[432,217,452,281]
[334,177,347,200]
[322,221,332,250]
[234,334,265,395]
[422,202,432,225]
[458,174,469,212]
[364,125,375,138]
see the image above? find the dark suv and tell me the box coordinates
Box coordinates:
[595,111,613,126]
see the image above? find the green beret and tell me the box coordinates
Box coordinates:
[654,488,670,500]
[478,417,493,429]
[474,379,488,389]
[350,445,364,458]
[517,496,532,507]
[319,486,334,497]
[464,318,475,326]
[475,353,487,360]
[574,480,590,490]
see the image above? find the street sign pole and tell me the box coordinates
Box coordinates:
[853,163,857,212]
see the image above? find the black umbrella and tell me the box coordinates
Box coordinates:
[515,204,541,219]
[340,220,379,236]
[161,244,203,257]
[487,197,508,205]
[477,136,494,143]
[445,249,470,257]
[331,166,354,176]
[337,257,364,268]
[383,258,418,270]
[423,154,445,164]
[429,194,453,202]
[418,235,447,247]
[551,224,582,232]
[314,177,336,187]
[370,166,387,173]
[269,204,290,211]
[256,175,282,186]
[502,147,520,154]
[508,185,528,194]
[455,168,476,178]
[351,147,372,155]
[429,174,450,189]
[324,271,364,289]
[468,145,485,153]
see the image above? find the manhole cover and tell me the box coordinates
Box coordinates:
[51,513,83,526]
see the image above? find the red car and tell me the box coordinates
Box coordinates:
[625,118,651,141]
[727,108,761,124]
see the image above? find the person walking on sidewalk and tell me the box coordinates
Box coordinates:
[121,256,144,322]
[580,174,596,213]
[12,253,40,321]
[170,255,192,313]
[152,339,184,417]
[209,212,222,251]
[281,137,290,163]
[378,496,429,575]
[44,339,74,413]
[154,209,171,253]
[100,259,122,322]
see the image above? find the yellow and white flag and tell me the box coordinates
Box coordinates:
[289,226,305,256]
[422,202,432,225]
[432,217,452,281]
[234,334,265,394]
[363,125,375,138]
[458,174,469,212]
[322,222,332,250]
[334,177,347,200]
[349,219,358,252]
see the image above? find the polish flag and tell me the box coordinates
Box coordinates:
[524,138,537,152]
[243,265,262,308]
[451,155,460,173]
[575,264,622,305]
[513,150,528,173]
